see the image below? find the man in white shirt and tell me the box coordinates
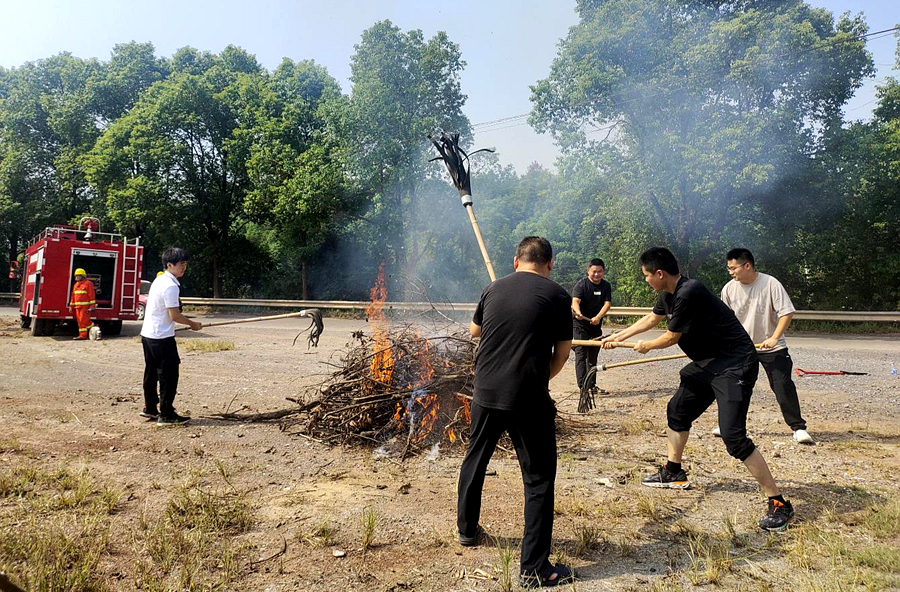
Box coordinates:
[720,248,813,444]
[140,247,201,426]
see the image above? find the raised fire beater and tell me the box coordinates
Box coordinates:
[19,217,143,337]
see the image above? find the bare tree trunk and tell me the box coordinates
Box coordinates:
[301,259,308,300]
[212,254,221,298]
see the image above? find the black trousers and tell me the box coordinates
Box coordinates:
[573,322,603,390]
[142,336,181,416]
[758,349,806,431]
[457,401,557,575]
[667,361,759,461]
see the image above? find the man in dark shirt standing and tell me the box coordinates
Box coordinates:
[601,247,794,531]
[571,258,612,395]
[457,236,574,588]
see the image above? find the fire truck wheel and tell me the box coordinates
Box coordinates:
[137,303,145,321]
[30,318,55,337]
[100,320,123,336]
[20,315,31,330]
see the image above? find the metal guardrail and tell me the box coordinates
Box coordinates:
[177,297,900,323]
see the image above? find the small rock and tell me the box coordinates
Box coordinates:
[109,446,117,452]
[332,548,346,558]
[598,478,614,488]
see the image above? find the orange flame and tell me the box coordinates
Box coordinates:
[367,263,393,384]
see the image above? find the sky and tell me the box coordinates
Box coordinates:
[0,0,897,172]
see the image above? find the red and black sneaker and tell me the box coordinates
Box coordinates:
[759,498,794,531]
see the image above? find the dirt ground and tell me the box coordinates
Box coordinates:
[1,308,898,591]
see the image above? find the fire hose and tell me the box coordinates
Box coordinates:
[175,309,324,348]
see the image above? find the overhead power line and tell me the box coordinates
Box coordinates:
[470,24,900,135]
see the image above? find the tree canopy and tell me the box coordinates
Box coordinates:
[1,11,897,310]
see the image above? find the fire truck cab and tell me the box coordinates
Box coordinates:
[19,218,143,337]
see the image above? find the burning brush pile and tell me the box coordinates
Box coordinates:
[302,266,475,455]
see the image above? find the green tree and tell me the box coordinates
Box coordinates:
[0,53,102,279]
[335,21,470,294]
[86,46,269,297]
[531,0,874,280]
[243,59,350,299]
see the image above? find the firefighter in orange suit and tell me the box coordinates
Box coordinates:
[69,268,96,340]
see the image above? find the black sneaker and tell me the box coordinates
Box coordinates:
[519,564,575,588]
[642,466,691,489]
[759,499,794,531]
[140,408,159,420]
[458,525,488,547]
[157,412,191,426]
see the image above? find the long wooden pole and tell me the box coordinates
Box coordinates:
[572,340,637,348]
[175,310,314,331]
[465,204,496,282]
[600,354,688,370]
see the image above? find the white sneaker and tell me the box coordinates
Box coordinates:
[712,426,722,437]
[793,429,814,444]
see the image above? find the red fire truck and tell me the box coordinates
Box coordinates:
[19,217,143,337]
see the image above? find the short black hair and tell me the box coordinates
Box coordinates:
[588,258,605,269]
[162,247,190,267]
[516,236,553,266]
[639,247,679,276]
[726,248,755,267]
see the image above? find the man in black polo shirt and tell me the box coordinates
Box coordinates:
[571,258,612,394]
[457,236,574,588]
[601,247,794,531]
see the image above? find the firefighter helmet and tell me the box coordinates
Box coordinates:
[74,268,87,277]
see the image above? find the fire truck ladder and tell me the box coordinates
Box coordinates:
[119,237,141,314]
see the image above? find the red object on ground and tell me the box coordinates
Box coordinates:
[795,368,868,377]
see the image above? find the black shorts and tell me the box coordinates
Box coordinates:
[666,360,758,461]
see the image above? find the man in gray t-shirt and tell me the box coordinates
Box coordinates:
[721,248,812,444]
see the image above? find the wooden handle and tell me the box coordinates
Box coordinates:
[175,310,312,331]
[465,204,496,282]
[572,340,637,348]
[600,353,687,370]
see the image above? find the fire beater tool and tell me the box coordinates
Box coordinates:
[576,342,765,413]
[176,309,324,348]
[795,368,867,377]
[429,132,497,282]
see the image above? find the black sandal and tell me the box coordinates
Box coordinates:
[519,563,575,588]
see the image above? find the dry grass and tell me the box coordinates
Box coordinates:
[0,463,122,591]
[496,539,517,592]
[361,506,378,552]
[621,417,655,435]
[182,339,235,353]
[635,491,667,522]
[131,467,253,589]
[0,438,23,453]
[302,517,338,547]
[573,524,605,557]
[862,499,900,539]
[684,531,733,585]
[0,458,254,591]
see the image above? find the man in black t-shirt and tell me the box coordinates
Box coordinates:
[600,247,794,532]
[571,257,612,393]
[457,236,574,588]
